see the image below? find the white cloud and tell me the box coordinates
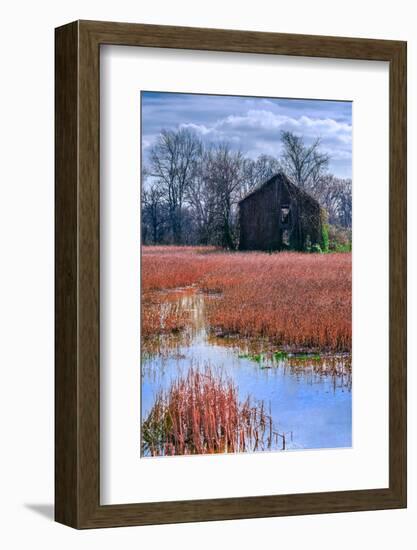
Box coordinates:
[142,94,352,178]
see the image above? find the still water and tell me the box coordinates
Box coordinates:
[141,289,352,452]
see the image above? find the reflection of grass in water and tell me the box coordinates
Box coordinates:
[236,345,351,389]
[142,332,191,359]
[142,366,288,457]
[142,291,190,339]
[237,350,321,364]
[142,287,206,357]
[143,327,351,390]
[238,349,322,366]
[293,354,321,361]
[238,352,264,363]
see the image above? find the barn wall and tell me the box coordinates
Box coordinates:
[277,179,300,250]
[239,179,279,250]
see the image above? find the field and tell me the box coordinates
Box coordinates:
[142,246,351,352]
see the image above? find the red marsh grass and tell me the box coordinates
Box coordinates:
[141,246,351,352]
[141,366,276,456]
[142,246,220,292]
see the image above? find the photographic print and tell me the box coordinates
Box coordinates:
[141,91,352,457]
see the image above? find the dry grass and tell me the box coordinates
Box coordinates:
[141,246,351,352]
[142,246,219,292]
[141,366,276,456]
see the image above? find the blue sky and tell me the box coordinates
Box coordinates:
[141,91,352,179]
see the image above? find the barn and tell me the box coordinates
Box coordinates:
[238,172,324,251]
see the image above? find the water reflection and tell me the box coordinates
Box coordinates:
[142,288,352,452]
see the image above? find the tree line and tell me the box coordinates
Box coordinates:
[142,128,352,247]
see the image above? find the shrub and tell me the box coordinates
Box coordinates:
[321,223,330,253]
[328,224,351,252]
[311,243,323,254]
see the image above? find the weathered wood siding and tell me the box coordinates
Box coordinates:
[238,173,323,251]
[239,178,279,250]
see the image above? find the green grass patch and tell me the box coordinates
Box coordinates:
[291,354,322,361]
[274,351,288,361]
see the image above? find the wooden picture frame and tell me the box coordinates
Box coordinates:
[55,20,407,528]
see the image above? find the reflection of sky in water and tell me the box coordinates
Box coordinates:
[141,290,352,452]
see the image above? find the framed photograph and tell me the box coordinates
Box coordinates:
[55,20,406,528]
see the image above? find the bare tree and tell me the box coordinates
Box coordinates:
[241,154,282,198]
[280,131,329,191]
[280,132,351,228]
[331,177,352,228]
[150,128,202,243]
[338,179,352,227]
[142,184,166,244]
[186,150,218,244]
[205,144,245,248]
[315,174,352,228]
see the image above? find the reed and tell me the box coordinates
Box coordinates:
[141,246,352,352]
[141,367,278,456]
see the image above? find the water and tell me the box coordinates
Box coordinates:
[141,288,352,453]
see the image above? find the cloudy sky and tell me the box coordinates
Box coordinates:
[141,91,352,179]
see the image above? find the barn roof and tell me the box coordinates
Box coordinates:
[238,171,320,208]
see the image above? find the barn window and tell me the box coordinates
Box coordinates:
[282,229,290,246]
[281,205,290,226]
